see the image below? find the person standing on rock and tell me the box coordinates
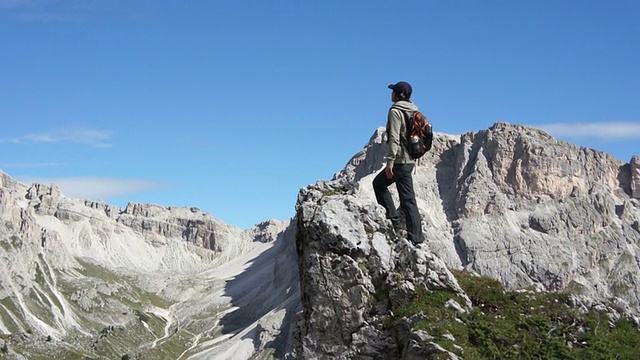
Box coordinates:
[373,81,423,245]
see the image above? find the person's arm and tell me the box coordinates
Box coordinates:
[387,107,402,167]
[385,107,402,177]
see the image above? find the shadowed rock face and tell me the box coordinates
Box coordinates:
[292,122,640,358]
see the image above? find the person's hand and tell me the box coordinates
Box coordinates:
[385,166,394,179]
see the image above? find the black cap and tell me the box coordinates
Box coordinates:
[388,81,412,100]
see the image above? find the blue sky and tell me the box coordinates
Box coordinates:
[1,1,638,229]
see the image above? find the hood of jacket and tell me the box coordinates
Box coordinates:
[391,100,419,114]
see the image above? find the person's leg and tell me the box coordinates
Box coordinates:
[394,163,423,244]
[372,169,402,228]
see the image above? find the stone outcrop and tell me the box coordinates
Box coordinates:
[293,179,469,359]
[246,218,290,243]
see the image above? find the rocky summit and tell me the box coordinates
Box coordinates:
[292,122,640,358]
[1,122,639,359]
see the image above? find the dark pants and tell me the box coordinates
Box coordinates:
[373,163,423,244]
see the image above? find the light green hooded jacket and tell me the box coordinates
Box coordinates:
[386,100,419,168]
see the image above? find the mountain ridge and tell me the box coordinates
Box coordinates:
[291,121,640,358]
[0,170,298,359]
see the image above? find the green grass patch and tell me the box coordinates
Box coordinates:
[0,238,11,252]
[9,235,21,247]
[0,298,22,333]
[75,258,122,283]
[25,289,56,329]
[35,261,65,314]
[0,297,20,318]
[395,269,640,359]
[398,285,471,347]
[136,328,195,360]
[74,258,169,310]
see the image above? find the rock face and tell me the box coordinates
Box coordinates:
[23,181,240,251]
[632,155,640,199]
[292,122,640,358]
[336,122,640,306]
[293,179,469,359]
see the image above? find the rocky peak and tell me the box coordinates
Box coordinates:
[0,170,20,190]
[246,218,290,243]
[293,179,469,359]
[291,121,640,358]
[466,122,626,198]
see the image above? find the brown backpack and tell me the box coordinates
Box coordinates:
[402,110,433,159]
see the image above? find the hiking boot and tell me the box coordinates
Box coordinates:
[409,237,424,246]
[392,218,406,232]
[389,227,407,242]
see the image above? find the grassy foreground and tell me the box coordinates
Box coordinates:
[397,270,640,360]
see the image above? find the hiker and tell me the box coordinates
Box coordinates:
[373,81,423,245]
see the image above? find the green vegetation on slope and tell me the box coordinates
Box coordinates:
[396,270,640,360]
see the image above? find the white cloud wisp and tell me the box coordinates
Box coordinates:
[0,162,64,169]
[17,176,168,201]
[533,121,640,141]
[6,129,113,148]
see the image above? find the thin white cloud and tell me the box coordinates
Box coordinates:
[14,11,84,23]
[1,0,130,23]
[1,162,63,169]
[17,176,168,200]
[0,0,34,10]
[5,129,113,148]
[533,121,640,141]
[0,0,84,23]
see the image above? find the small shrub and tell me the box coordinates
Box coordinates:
[396,285,468,341]
[134,309,151,323]
[9,235,21,246]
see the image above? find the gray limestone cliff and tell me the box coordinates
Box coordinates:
[293,180,469,359]
[292,122,640,358]
[24,181,241,251]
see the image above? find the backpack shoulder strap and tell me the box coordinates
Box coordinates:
[397,110,414,148]
[400,110,414,134]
